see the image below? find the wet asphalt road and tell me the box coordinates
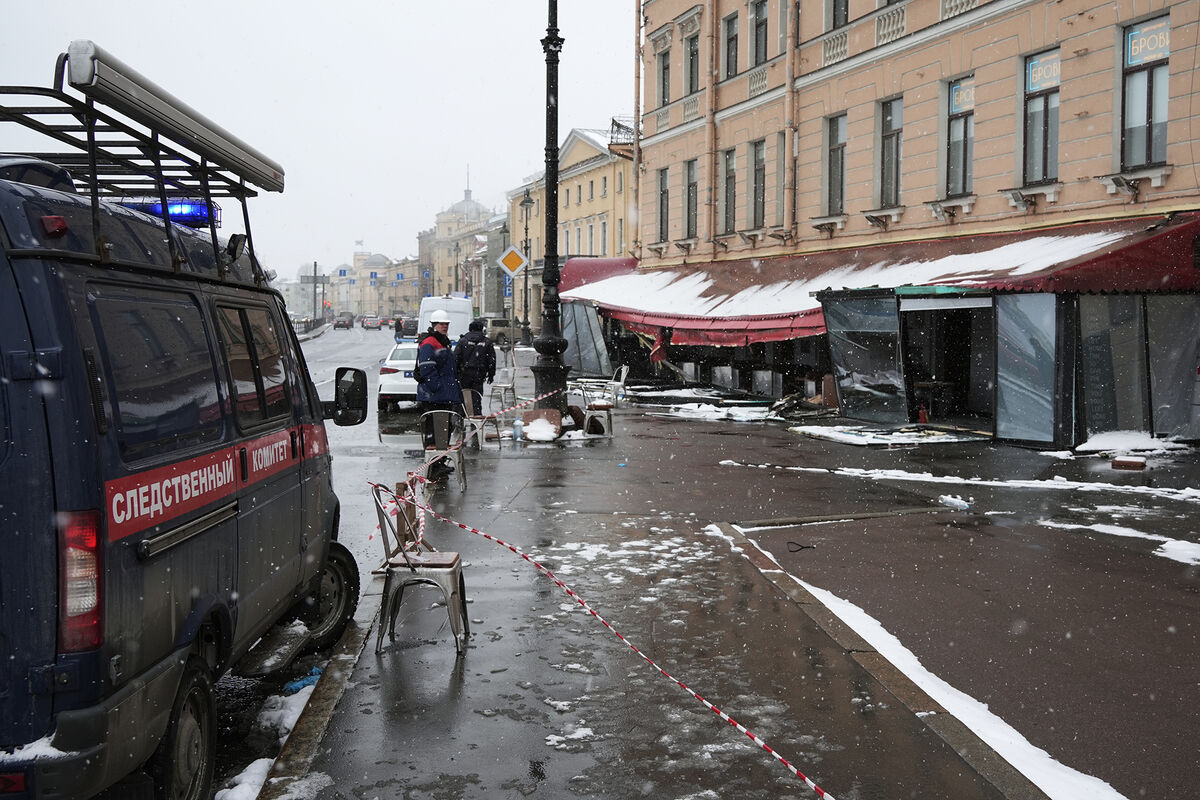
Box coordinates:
[259,331,1199,800]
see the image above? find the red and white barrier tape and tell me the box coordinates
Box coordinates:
[395,492,835,799]
[407,387,567,480]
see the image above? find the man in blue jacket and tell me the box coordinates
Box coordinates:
[416,310,463,478]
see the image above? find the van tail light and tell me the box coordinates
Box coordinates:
[59,511,102,653]
[380,366,400,374]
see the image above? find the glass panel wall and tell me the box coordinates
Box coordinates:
[1079,295,1148,435]
[1146,295,1200,439]
[824,296,906,423]
[996,294,1056,441]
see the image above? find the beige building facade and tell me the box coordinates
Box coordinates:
[638,0,1198,265]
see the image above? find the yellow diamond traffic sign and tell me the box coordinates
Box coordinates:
[497,245,528,277]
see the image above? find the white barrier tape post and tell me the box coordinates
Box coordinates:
[397,494,836,800]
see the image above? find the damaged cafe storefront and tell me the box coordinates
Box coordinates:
[816,212,1200,448]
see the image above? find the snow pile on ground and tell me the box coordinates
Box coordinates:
[524,417,560,441]
[648,403,778,422]
[1074,430,1189,455]
[791,424,985,445]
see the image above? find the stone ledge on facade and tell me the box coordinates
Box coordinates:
[862,207,905,228]
[926,196,975,221]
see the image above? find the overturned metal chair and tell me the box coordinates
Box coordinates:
[370,481,469,654]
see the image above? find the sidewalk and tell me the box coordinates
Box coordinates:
[261,363,1199,800]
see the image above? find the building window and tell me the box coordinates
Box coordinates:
[827,115,847,215]
[588,223,594,255]
[753,1,768,66]
[832,0,848,29]
[617,171,624,193]
[657,168,670,243]
[576,227,583,255]
[618,218,625,253]
[1024,51,1059,185]
[946,77,975,197]
[658,50,671,106]
[1122,17,1169,169]
[881,97,903,208]
[601,220,608,255]
[601,176,608,196]
[751,140,766,228]
[686,34,700,95]
[685,159,698,239]
[588,180,594,200]
[576,185,582,205]
[724,15,739,79]
[722,148,736,234]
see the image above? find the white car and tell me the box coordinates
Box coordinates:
[378,342,420,412]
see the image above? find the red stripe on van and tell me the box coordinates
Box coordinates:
[103,427,307,542]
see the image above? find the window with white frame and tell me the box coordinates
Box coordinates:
[1122,17,1169,170]
[587,223,594,255]
[658,50,671,106]
[724,15,739,79]
[751,140,766,228]
[880,97,902,208]
[832,0,848,29]
[722,148,736,234]
[686,34,700,94]
[657,168,670,242]
[827,114,847,215]
[601,220,608,255]
[946,77,974,197]
[1024,51,1059,185]
[685,159,698,238]
[752,1,768,66]
[601,175,608,197]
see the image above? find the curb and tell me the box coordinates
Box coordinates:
[255,577,383,800]
[717,521,1053,800]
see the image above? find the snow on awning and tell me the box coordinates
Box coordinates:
[560,213,1200,344]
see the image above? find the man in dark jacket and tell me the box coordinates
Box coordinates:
[454,319,497,417]
[417,310,463,478]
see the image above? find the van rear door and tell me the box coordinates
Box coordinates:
[0,257,58,746]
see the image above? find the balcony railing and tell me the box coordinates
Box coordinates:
[748,65,768,97]
[683,95,700,122]
[655,108,670,133]
[876,6,906,45]
[941,0,976,20]
[823,31,849,66]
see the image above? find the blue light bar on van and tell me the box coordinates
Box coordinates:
[119,198,221,228]
[65,40,285,193]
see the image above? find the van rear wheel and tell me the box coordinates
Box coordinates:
[148,657,214,800]
[300,541,360,653]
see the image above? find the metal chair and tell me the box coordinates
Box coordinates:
[569,383,613,437]
[370,482,469,654]
[604,365,630,408]
[488,367,517,415]
[462,390,502,450]
[419,409,466,490]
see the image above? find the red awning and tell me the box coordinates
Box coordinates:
[560,213,1200,345]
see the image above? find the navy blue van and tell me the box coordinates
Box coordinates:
[0,42,368,799]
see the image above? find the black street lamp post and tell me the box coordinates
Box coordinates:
[532,0,569,412]
[519,188,534,346]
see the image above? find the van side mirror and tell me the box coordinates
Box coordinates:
[323,367,367,426]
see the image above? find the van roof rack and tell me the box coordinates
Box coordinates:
[0,40,284,282]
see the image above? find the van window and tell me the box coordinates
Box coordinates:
[216,305,292,428]
[91,286,223,460]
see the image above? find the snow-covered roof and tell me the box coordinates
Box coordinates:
[563,214,1200,326]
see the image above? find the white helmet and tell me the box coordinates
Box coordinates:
[430,310,451,324]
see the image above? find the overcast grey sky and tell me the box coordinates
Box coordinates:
[2,1,636,280]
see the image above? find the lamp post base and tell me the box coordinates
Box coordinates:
[519,323,533,346]
[531,334,569,413]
